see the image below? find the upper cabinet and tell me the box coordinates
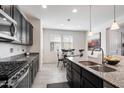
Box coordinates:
[0,5,33,45]
[21,16,27,44]
[27,22,33,45]
[0,5,13,17]
[12,6,22,43]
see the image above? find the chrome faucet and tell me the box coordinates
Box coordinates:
[91,47,106,65]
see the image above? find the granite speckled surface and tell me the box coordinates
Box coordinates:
[0,53,39,87]
[0,53,39,63]
[67,56,124,88]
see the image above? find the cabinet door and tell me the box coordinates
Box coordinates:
[0,5,13,17]
[29,24,33,45]
[66,60,72,87]
[26,22,30,45]
[13,6,22,43]
[72,69,81,88]
[66,68,72,87]
[83,78,94,88]
[26,23,33,45]
[82,68,103,88]
[21,17,27,44]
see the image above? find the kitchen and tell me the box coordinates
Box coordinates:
[1,4,124,89]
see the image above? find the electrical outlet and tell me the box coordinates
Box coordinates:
[10,48,14,53]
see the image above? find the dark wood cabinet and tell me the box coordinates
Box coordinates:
[26,22,30,45]
[81,68,103,88]
[26,22,33,45]
[29,55,39,87]
[71,63,81,88]
[66,59,104,88]
[21,17,27,44]
[82,78,94,88]
[12,6,22,43]
[0,5,33,45]
[29,23,33,45]
[66,59,72,87]
[0,5,13,17]
[72,69,81,88]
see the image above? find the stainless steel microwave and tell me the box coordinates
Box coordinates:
[0,9,17,42]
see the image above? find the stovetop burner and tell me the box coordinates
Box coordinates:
[0,61,27,80]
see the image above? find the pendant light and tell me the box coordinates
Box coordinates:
[88,5,93,36]
[110,5,120,30]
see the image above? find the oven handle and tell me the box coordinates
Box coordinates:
[9,67,29,88]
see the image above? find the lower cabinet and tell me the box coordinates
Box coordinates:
[66,60,106,88]
[29,56,39,87]
[81,78,94,88]
[29,63,33,88]
[81,68,103,88]
[72,69,81,88]
[66,60,72,87]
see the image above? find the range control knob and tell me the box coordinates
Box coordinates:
[20,70,25,74]
[12,76,17,81]
[16,73,21,78]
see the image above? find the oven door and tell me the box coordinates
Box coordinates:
[14,68,30,88]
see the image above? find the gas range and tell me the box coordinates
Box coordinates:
[0,61,29,88]
[0,61,27,80]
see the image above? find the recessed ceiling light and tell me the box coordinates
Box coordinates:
[72,9,77,13]
[42,5,47,9]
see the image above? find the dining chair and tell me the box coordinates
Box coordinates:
[57,50,63,67]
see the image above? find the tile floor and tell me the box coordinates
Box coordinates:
[32,63,67,88]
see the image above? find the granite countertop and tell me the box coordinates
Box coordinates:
[0,53,39,63]
[67,56,124,88]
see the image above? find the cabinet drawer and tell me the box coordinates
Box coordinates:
[82,68,103,88]
[72,69,81,88]
[72,63,81,74]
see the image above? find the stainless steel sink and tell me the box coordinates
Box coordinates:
[90,65,116,72]
[79,61,99,66]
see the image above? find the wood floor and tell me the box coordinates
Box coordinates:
[32,63,67,88]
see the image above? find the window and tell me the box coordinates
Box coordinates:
[50,34,73,51]
[62,35,73,49]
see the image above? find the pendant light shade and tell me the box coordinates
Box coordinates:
[88,5,93,36]
[88,31,93,36]
[110,5,120,30]
[110,21,120,30]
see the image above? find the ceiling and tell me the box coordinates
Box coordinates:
[19,5,124,31]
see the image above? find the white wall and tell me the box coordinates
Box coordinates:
[0,43,27,58]
[43,29,87,63]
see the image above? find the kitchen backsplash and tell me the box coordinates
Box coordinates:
[0,42,29,59]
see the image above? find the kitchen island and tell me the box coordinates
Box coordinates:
[66,56,124,88]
